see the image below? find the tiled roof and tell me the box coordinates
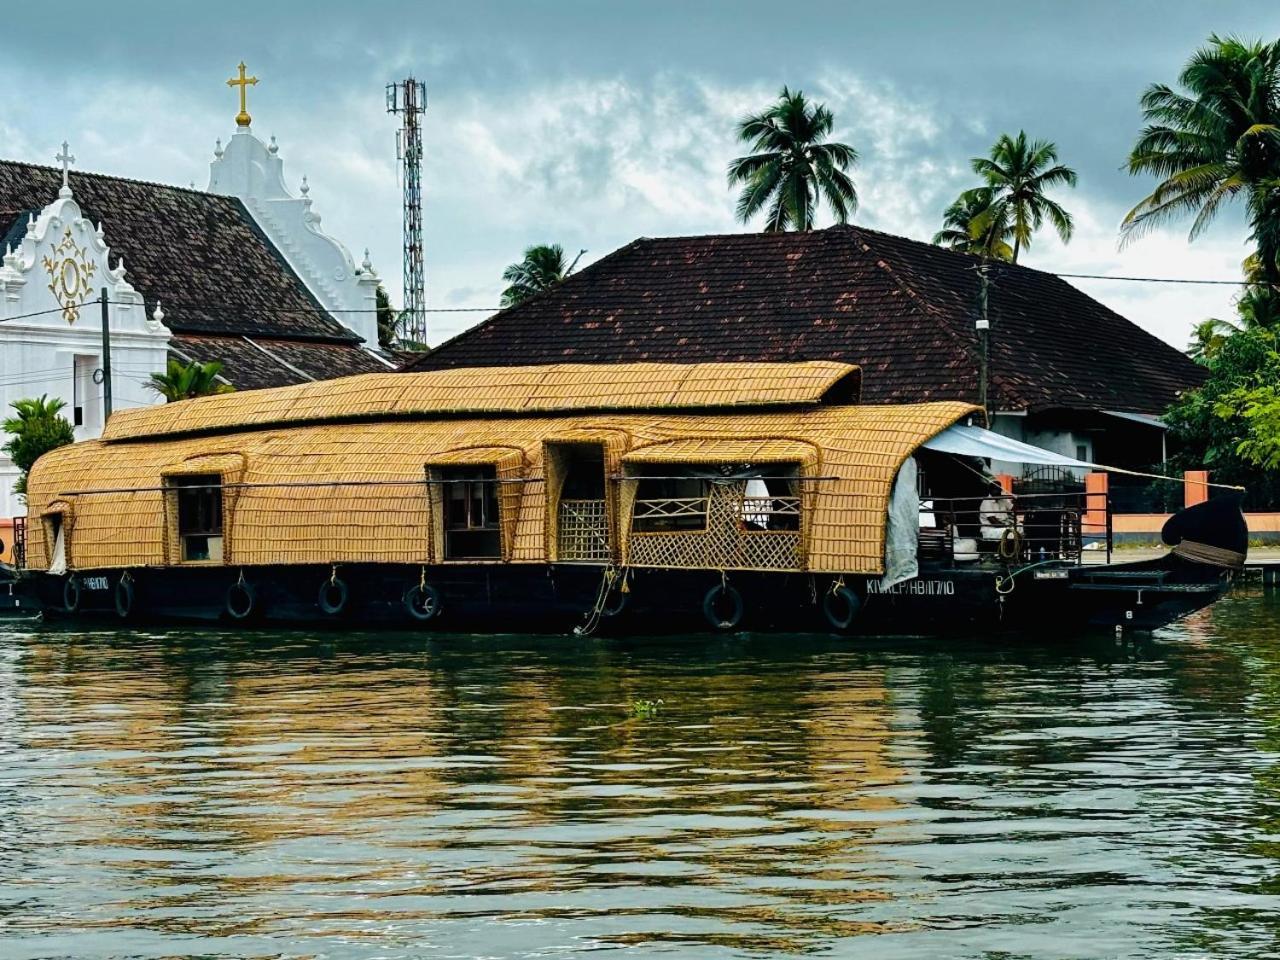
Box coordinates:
[0,159,358,344]
[408,226,1206,415]
[171,336,389,391]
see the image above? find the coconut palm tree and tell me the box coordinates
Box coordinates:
[1187,317,1242,360]
[932,187,1015,261]
[727,87,859,231]
[500,244,584,308]
[1123,35,1280,284]
[146,359,234,403]
[970,131,1077,262]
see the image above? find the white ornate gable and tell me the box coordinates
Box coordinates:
[0,191,162,336]
[207,126,381,346]
[0,177,170,520]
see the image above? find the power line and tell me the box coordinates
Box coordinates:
[0,305,83,323]
[1052,271,1278,288]
[2,269,1274,331]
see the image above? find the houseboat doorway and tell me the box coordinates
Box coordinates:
[547,442,611,563]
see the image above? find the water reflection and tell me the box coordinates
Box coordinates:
[0,593,1278,958]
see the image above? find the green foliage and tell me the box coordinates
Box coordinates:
[727,86,859,232]
[968,131,1077,262]
[501,244,582,308]
[1232,383,1280,468]
[1165,326,1280,505]
[1,395,75,497]
[630,698,664,718]
[146,359,235,403]
[1124,34,1280,283]
[375,284,400,349]
[1187,317,1241,360]
[932,186,1016,261]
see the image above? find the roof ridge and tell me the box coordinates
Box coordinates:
[0,157,216,198]
[849,229,984,400]
[851,229,1024,410]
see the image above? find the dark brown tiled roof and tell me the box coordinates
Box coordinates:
[171,336,388,391]
[408,226,1206,415]
[0,159,358,344]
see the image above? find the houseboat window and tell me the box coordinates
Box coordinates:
[173,475,224,562]
[740,476,801,532]
[631,477,709,533]
[442,466,502,559]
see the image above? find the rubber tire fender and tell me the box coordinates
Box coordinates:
[702,583,744,631]
[403,582,441,621]
[114,576,136,620]
[226,580,257,621]
[62,575,81,614]
[822,584,862,631]
[318,577,349,616]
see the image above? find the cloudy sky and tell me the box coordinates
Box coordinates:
[3,1,1277,346]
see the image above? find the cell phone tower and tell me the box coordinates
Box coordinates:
[386,77,428,345]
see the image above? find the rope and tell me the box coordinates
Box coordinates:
[574,564,619,637]
[1172,540,1246,569]
[941,453,1245,492]
[995,559,1061,596]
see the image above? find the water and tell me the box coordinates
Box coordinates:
[2,592,1279,959]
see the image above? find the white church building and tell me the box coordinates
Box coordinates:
[0,68,391,535]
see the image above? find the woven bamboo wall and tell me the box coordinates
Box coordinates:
[27,401,974,575]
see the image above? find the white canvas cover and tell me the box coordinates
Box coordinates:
[880,456,919,590]
[48,526,66,576]
[922,424,1098,469]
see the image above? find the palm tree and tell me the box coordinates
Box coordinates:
[500,244,584,308]
[932,187,1015,261]
[727,87,858,231]
[970,131,1077,262]
[1123,35,1280,284]
[2,395,75,497]
[146,359,234,403]
[1187,317,1241,360]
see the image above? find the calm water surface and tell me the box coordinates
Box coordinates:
[2,592,1280,959]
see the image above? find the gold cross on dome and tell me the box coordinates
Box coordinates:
[226,61,259,127]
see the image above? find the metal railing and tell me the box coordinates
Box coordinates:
[920,491,1101,565]
[11,516,26,569]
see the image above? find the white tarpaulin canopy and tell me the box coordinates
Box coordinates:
[922,424,1099,470]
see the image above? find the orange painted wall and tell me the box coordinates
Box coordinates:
[1083,472,1109,535]
[1184,470,1210,508]
[1113,512,1280,534]
[0,519,14,565]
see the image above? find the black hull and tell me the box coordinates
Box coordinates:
[23,553,1233,637]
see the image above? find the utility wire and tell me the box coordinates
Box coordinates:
[2,270,1274,328]
[1051,271,1279,288]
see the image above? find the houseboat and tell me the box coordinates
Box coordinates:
[17,361,1246,635]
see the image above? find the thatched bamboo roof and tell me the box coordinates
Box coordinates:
[101,361,862,443]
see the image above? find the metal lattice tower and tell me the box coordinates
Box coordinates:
[386,78,428,344]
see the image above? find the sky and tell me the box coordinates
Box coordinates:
[2,1,1277,347]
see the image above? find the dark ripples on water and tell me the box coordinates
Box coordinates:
[1,591,1279,959]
